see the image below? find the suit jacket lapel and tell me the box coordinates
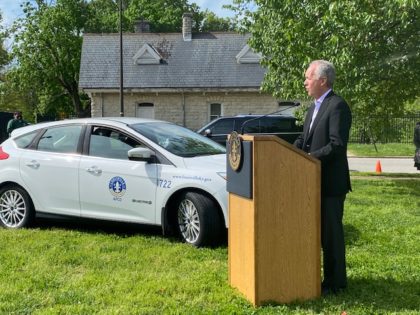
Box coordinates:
[303,103,315,142]
[302,103,315,145]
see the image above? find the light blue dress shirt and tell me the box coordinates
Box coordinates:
[310,88,332,130]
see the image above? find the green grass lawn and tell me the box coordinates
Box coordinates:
[348,143,415,157]
[1,178,419,314]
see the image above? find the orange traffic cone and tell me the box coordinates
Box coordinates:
[375,160,382,173]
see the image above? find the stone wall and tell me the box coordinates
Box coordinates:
[89,91,292,130]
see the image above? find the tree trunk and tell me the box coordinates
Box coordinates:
[68,82,89,118]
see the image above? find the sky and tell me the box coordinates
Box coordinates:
[192,0,235,17]
[0,0,24,27]
[0,0,236,28]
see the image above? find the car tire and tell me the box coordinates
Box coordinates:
[0,185,35,229]
[176,191,223,247]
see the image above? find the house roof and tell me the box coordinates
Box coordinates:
[79,32,266,91]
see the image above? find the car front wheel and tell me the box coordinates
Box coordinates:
[176,192,223,247]
[0,185,34,228]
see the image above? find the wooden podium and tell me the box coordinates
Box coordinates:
[227,134,321,306]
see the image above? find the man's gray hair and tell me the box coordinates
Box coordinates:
[310,60,336,87]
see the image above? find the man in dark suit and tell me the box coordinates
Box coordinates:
[294,60,352,295]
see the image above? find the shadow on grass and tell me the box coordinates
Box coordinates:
[344,224,360,246]
[32,216,229,248]
[341,277,420,312]
[392,178,420,197]
[327,277,419,312]
[273,277,420,313]
[33,216,163,238]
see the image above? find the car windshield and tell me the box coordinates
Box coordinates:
[130,122,226,157]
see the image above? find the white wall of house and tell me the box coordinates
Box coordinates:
[88,91,289,130]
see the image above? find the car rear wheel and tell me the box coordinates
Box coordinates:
[176,192,223,247]
[0,185,34,228]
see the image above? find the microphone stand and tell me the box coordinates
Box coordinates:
[240,102,300,135]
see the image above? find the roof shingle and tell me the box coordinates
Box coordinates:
[79,32,266,90]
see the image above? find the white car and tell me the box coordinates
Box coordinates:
[0,117,228,247]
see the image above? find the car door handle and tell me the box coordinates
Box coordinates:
[25,160,40,169]
[86,166,102,175]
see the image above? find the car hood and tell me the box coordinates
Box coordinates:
[182,154,226,171]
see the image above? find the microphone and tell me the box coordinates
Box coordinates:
[240,101,300,135]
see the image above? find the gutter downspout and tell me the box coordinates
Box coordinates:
[101,93,104,117]
[182,92,186,126]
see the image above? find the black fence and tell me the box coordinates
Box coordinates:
[350,114,420,144]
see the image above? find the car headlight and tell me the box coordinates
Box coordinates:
[217,172,227,180]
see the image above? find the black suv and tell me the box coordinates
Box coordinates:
[197,114,303,146]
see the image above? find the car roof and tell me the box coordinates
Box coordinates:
[196,114,297,132]
[10,117,167,138]
[233,114,296,118]
[203,114,296,122]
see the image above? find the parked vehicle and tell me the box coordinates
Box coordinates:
[197,114,303,146]
[0,117,228,247]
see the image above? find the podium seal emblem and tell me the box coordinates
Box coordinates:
[228,131,242,171]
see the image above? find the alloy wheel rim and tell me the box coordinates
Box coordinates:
[178,199,200,243]
[0,190,26,228]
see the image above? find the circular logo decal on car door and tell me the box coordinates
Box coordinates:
[109,176,127,198]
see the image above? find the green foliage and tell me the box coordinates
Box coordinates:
[0,72,36,122]
[125,0,192,32]
[0,13,10,79]
[86,0,192,33]
[292,101,310,126]
[405,97,420,114]
[85,0,236,33]
[197,10,237,32]
[0,178,419,313]
[230,0,420,118]
[84,0,123,33]
[9,0,89,117]
[2,0,235,119]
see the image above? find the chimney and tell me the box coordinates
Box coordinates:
[134,19,150,33]
[182,13,192,42]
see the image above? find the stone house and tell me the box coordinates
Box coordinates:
[79,14,293,130]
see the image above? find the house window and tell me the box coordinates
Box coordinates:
[210,103,222,121]
[136,103,155,119]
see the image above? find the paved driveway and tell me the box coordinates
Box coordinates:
[348,157,419,174]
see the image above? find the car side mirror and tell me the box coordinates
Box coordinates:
[204,129,212,137]
[128,147,154,162]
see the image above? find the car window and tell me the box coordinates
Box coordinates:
[241,119,261,133]
[89,126,144,160]
[233,119,246,132]
[265,117,293,133]
[210,118,234,134]
[37,125,82,153]
[235,117,297,134]
[14,131,38,148]
[131,122,225,157]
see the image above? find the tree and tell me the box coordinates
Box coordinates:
[85,0,236,33]
[197,10,236,32]
[9,0,90,117]
[0,12,9,81]
[84,0,123,33]
[230,0,420,118]
[124,0,194,32]
[6,0,236,119]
